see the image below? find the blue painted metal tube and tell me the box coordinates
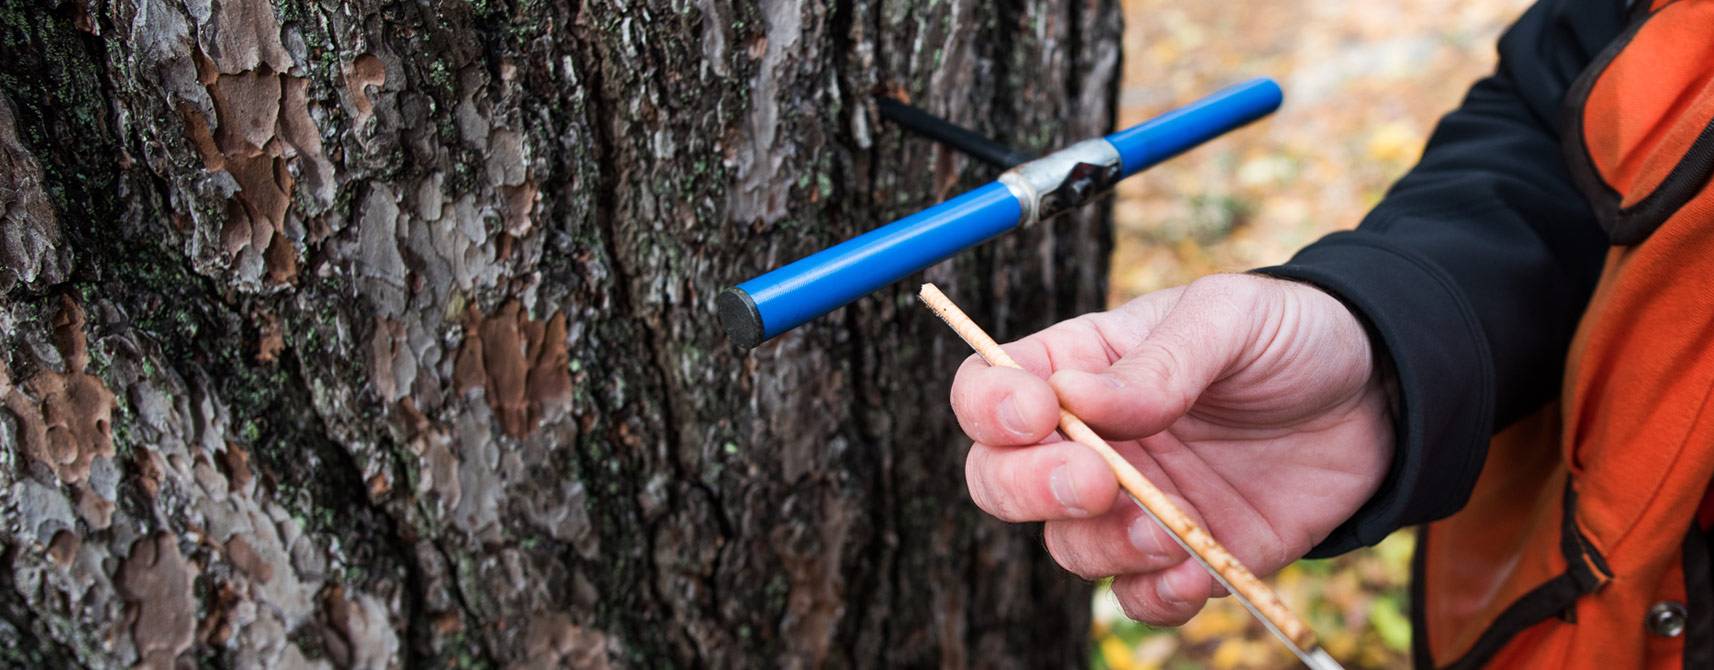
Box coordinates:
[719,78,1283,349]
[1106,78,1282,177]
[724,182,1022,347]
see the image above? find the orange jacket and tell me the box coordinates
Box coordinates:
[1417,0,1714,667]
[1261,0,1714,666]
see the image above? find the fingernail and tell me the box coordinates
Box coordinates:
[1128,515,1162,557]
[1049,463,1089,517]
[1155,574,1183,604]
[997,396,1027,435]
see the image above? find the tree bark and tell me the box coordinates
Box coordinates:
[0,0,1119,667]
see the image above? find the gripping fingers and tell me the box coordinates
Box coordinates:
[1049,275,1261,441]
[1042,502,1191,579]
[965,441,1118,522]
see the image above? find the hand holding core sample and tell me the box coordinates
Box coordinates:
[927,276,1395,668]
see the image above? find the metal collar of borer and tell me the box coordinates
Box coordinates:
[998,138,1123,227]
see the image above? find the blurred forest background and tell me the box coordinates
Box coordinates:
[1094,0,1531,667]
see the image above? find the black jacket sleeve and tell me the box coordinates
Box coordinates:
[1254,0,1630,557]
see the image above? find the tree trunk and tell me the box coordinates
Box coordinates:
[0,0,1119,666]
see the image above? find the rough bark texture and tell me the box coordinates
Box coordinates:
[0,0,1119,667]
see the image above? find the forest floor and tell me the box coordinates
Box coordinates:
[1095,0,1530,667]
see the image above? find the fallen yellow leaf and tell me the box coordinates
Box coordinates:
[1100,635,1138,670]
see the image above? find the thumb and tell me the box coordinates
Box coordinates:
[1049,277,1257,439]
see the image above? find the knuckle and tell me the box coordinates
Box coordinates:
[997,338,1049,377]
[972,448,1036,522]
[1059,315,1106,344]
[1134,341,1182,383]
[1123,342,1194,411]
[1000,453,1041,520]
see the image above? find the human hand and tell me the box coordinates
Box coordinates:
[950,274,1393,624]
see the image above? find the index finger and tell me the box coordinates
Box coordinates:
[949,319,1122,447]
[951,364,1061,446]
